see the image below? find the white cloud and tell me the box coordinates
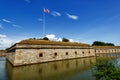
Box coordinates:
[2,19,12,23]
[45,34,62,41]
[1,18,22,29]
[0,34,27,49]
[45,34,79,42]
[0,34,10,49]
[66,13,78,20]
[0,38,13,49]
[45,34,57,40]
[51,11,61,17]
[12,24,22,28]
[56,38,62,41]
[0,34,7,38]
[25,0,31,3]
[69,39,74,42]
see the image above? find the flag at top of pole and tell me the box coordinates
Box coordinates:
[44,8,50,13]
[42,8,50,37]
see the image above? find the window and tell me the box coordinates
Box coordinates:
[95,50,96,52]
[75,51,77,55]
[88,51,90,54]
[54,52,57,56]
[82,51,84,54]
[66,52,68,55]
[39,53,43,57]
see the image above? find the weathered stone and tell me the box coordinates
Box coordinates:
[6,41,120,66]
[6,43,95,66]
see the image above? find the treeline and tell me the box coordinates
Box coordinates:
[92,41,115,46]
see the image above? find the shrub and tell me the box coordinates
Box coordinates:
[62,38,69,42]
[93,60,120,80]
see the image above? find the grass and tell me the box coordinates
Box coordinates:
[18,40,90,46]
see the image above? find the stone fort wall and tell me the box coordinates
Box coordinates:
[6,43,120,66]
[7,44,95,66]
[94,46,120,56]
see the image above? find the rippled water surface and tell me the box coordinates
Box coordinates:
[0,54,120,80]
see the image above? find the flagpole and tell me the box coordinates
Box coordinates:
[43,8,45,37]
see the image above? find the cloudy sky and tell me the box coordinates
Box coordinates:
[0,0,120,49]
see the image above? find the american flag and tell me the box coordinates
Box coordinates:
[44,8,50,13]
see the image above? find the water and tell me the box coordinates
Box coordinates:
[0,54,120,80]
[0,57,8,80]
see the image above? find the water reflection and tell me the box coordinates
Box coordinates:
[0,57,8,80]
[6,57,96,80]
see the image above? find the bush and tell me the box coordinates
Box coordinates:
[93,60,120,80]
[43,37,49,40]
[62,38,69,42]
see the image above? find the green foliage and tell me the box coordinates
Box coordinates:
[43,37,49,40]
[93,60,120,80]
[92,41,115,46]
[62,38,69,42]
[28,38,36,40]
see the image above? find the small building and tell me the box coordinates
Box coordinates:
[6,40,95,66]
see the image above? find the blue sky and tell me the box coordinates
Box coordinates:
[0,0,120,49]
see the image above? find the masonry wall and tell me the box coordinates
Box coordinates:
[95,48,120,53]
[6,52,15,65]
[7,44,120,66]
[0,52,6,56]
[7,44,95,66]
[12,48,94,66]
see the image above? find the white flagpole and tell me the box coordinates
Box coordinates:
[43,8,45,37]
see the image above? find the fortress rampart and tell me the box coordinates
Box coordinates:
[6,40,120,66]
[6,40,95,66]
[94,46,120,56]
[94,46,120,53]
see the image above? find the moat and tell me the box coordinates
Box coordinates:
[0,54,120,80]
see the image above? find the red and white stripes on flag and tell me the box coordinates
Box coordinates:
[44,8,50,13]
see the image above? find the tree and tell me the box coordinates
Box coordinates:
[62,38,69,42]
[105,43,114,46]
[92,41,115,46]
[43,37,49,40]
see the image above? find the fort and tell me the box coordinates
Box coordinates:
[6,40,120,66]
[94,46,120,56]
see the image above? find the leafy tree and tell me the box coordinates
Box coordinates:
[92,41,114,46]
[105,43,114,46]
[62,38,69,42]
[93,60,120,80]
[43,37,49,40]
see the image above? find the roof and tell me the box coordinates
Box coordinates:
[18,40,90,46]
